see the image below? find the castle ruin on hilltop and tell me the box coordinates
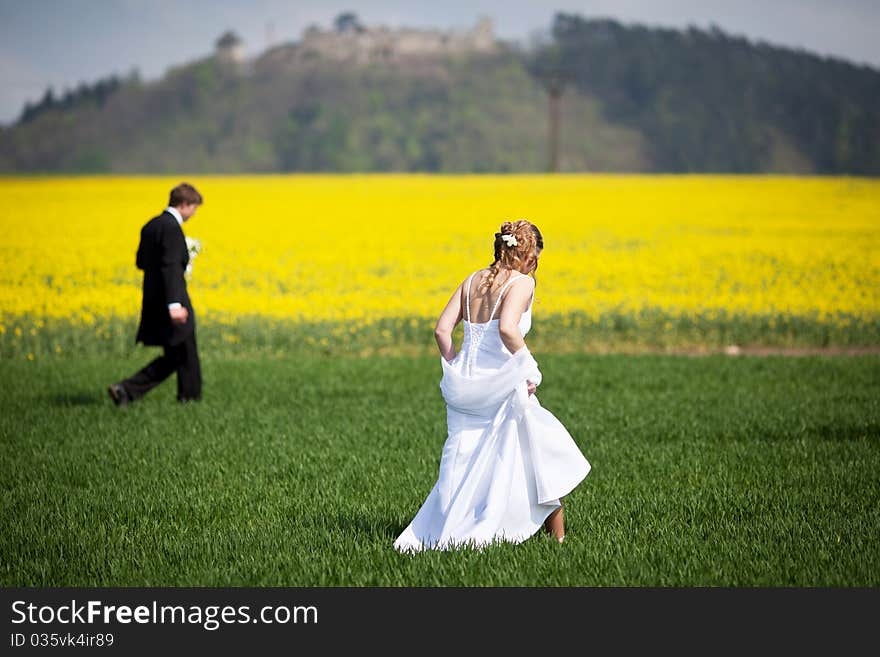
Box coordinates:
[297,16,498,63]
[217,16,500,71]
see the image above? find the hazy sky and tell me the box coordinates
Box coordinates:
[1,0,879,124]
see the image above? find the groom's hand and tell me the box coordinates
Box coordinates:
[169,306,189,325]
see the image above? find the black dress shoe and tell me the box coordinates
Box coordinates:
[107,383,130,407]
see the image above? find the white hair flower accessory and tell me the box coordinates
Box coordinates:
[501,234,518,247]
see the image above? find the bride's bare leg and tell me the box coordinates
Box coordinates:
[544,500,565,542]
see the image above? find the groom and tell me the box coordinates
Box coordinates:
[108,183,203,406]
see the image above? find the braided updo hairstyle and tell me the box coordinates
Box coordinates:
[482,220,544,291]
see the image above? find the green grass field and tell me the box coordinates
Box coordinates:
[1,352,878,586]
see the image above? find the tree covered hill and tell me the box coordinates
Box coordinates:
[543,14,880,174]
[1,13,877,174]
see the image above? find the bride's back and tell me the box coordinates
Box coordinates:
[462,269,532,324]
[455,268,535,373]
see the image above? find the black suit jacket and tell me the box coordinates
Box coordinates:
[134,211,195,347]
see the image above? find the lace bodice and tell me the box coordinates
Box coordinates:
[456,272,534,375]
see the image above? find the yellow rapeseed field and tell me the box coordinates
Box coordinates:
[0,175,877,330]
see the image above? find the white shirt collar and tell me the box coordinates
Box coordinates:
[165,206,183,225]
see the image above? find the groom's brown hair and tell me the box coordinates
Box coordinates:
[169,183,203,207]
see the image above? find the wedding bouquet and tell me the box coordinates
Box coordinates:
[185,236,202,278]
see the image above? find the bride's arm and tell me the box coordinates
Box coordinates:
[498,277,535,355]
[499,277,539,395]
[435,281,464,361]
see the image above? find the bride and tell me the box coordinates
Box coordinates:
[394,220,591,552]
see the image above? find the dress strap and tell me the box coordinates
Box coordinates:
[488,273,529,322]
[464,272,475,323]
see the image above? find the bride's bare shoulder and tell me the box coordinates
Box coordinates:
[461,268,489,286]
[456,270,489,306]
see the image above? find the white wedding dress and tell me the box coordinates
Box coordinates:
[394,272,591,552]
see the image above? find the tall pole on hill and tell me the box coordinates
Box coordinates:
[527,37,570,174]
[547,78,563,173]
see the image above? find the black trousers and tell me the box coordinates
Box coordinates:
[121,331,201,402]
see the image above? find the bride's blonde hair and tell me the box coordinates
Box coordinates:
[482,220,543,291]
